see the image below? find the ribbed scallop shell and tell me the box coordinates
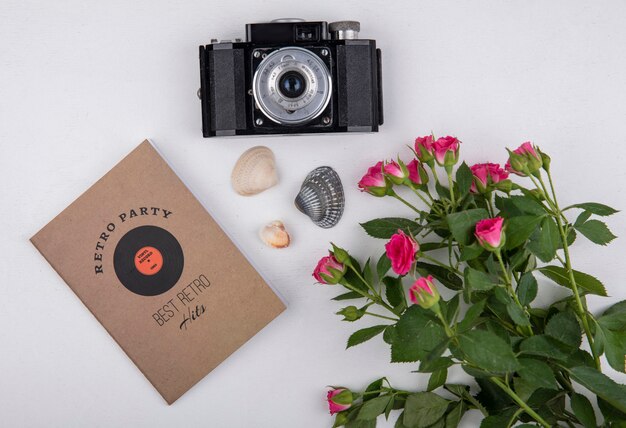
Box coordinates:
[294,166,344,228]
[231,146,278,196]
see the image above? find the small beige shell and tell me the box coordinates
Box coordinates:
[259,221,290,249]
[231,146,278,196]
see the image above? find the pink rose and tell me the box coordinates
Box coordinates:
[327,388,353,415]
[358,161,388,197]
[475,217,505,251]
[313,253,346,284]
[385,230,419,276]
[406,159,423,185]
[409,275,440,309]
[414,135,435,163]
[469,163,509,193]
[507,141,542,175]
[384,160,407,184]
[514,142,540,159]
[433,136,461,166]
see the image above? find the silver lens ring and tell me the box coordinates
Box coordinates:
[253,47,332,125]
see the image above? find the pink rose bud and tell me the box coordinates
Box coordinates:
[475,217,506,251]
[433,136,461,167]
[409,275,440,309]
[507,142,543,175]
[384,160,407,185]
[385,230,419,276]
[504,159,524,177]
[414,135,435,164]
[313,253,346,284]
[406,159,428,186]
[469,163,509,193]
[358,161,390,197]
[327,388,353,415]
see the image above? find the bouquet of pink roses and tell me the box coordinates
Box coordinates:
[315,135,625,428]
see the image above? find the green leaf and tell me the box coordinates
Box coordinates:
[360,218,422,239]
[475,377,514,413]
[446,209,490,245]
[446,294,460,322]
[575,210,592,227]
[347,325,388,349]
[358,395,392,420]
[333,291,364,301]
[569,202,619,216]
[602,299,626,317]
[538,265,607,296]
[545,311,582,348]
[377,252,392,280]
[395,412,409,428]
[509,195,548,216]
[516,272,538,306]
[568,366,626,413]
[599,300,626,331]
[419,242,449,252]
[506,302,531,327]
[363,258,374,286]
[457,299,486,332]
[517,358,559,391]
[519,335,572,361]
[458,330,520,373]
[571,393,597,428]
[418,356,454,373]
[363,378,384,402]
[383,276,406,313]
[598,398,626,424]
[504,215,543,250]
[436,182,451,200]
[427,368,448,392]
[444,401,465,428]
[575,219,617,246]
[403,392,449,428]
[456,162,473,196]
[459,243,484,262]
[527,216,560,262]
[464,267,498,291]
[600,327,626,373]
[391,306,446,363]
[415,262,463,291]
[346,419,376,428]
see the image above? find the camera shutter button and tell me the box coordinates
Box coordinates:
[329,21,360,40]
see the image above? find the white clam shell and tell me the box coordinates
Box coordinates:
[231,146,278,196]
[259,221,290,249]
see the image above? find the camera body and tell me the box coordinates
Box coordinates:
[199,19,383,137]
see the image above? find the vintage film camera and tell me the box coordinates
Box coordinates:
[199,19,383,137]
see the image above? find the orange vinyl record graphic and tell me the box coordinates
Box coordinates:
[113,225,184,296]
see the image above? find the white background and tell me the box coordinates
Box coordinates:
[1,1,626,427]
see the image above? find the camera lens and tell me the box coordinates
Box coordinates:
[278,71,306,99]
[252,47,332,125]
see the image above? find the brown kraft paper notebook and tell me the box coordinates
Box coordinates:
[31,140,286,404]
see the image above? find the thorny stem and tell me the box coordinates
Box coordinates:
[536,172,601,370]
[435,309,455,338]
[409,186,432,209]
[346,265,398,315]
[428,163,440,185]
[489,377,551,428]
[392,193,423,215]
[445,166,457,206]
